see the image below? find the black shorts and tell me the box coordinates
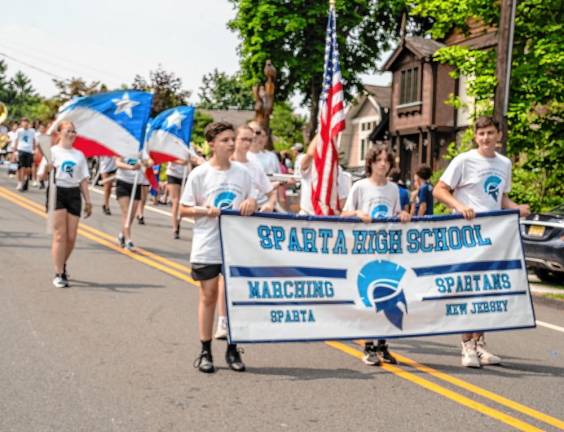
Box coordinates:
[191,263,223,281]
[102,169,117,176]
[115,180,141,200]
[167,175,183,186]
[18,151,34,168]
[55,187,82,217]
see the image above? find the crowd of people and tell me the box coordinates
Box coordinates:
[0,114,530,373]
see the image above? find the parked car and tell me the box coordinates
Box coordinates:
[520,204,564,284]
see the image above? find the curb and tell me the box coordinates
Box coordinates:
[531,292,564,310]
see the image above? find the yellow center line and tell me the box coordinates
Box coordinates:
[0,186,196,280]
[0,189,198,286]
[350,340,564,430]
[326,342,543,432]
[1,186,558,431]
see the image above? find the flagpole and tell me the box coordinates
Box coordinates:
[125,169,140,230]
[46,164,56,234]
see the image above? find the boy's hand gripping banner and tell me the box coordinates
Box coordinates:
[220,211,535,344]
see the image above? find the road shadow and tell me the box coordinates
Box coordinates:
[243,366,375,381]
[68,279,164,293]
[0,230,40,239]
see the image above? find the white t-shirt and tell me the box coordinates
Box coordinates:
[116,157,143,184]
[99,156,117,174]
[167,162,186,179]
[239,159,273,205]
[343,179,401,218]
[180,161,255,264]
[296,155,350,215]
[247,150,280,175]
[16,128,36,153]
[7,131,17,151]
[440,149,512,212]
[51,145,90,188]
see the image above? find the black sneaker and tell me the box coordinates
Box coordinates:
[174,227,180,240]
[62,264,70,282]
[363,344,381,366]
[193,350,215,373]
[102,205,111,215]
[137,216,145,225]
[52,274,69,288]
[377,344,398,364]
[225,346,246,372]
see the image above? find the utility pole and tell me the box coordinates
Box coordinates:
[494,0,516,155]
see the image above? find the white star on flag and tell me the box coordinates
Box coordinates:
[165,110,186,129]
[112,92,140,118]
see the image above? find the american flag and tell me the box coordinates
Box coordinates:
[312,4,346,216]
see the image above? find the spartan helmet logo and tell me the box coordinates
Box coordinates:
[484,175,502,201]
[60,161,77,176]
[357,260,408,330]
[214,191,236,210]
[371,204,389,219]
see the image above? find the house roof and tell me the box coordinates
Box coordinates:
[383,37,446,71]
[199,109,255,126]
[364,85,392,109]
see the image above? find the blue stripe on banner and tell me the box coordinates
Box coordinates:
[413,259,522,277]
[232,300,356,306]
[422,291,528,301]
[229,266,347,279]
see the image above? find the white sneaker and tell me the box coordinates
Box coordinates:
[52,274,69,288]
[476,337,501,365]
[16,182,23,191]
[461,340,481,368]
[214,316,228,340]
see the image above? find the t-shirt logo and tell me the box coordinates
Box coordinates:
[357,260,409,330]
[214,191,236,210]
[126,158,137,166]
[484,175,502,201]
[61,161,77,176]
[22,135,29,143]
[371,204,389,219]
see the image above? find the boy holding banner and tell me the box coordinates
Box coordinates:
[180,122,257,374]
[433,115,530,368]
[342,144,411,366]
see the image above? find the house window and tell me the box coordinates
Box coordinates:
[399,67,420,105]
[360,138,366,161]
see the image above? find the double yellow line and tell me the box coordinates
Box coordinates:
[1,185,563,431]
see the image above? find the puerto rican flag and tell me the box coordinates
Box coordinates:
[49,90,153,158]
[145,106,195,164]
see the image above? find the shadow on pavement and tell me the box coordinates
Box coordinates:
[244,366,374,381]
[68,279,165,292]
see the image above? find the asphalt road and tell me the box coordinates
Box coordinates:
[1,175,563,432]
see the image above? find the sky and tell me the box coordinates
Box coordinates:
[0,0,391,109]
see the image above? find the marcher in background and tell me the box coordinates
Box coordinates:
[341,144,411,366]
[433,115,530,368]
[98,156,117,215]
[15,118,36,191]
[47,121,92,288]
[412,165,434,216]
[388,168,410,212]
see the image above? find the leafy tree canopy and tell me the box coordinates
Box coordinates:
[198,69,254,110]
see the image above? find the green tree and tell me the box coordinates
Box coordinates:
[198,69,254,110]
[132,66,192,117]
[52,77,107,102]
[411,0,563,211]
[0,63,43,121]
[270,102,306,151]
[228,0,426,139]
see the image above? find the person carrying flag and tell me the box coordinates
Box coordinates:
[47,121,92,288]
[180,121,256,373]
[98,156,117,215]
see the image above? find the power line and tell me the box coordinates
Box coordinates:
[0,51,65,80]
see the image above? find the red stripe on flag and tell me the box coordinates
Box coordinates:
[73,136,119,158]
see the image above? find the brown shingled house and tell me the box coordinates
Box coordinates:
[381,20,497,180]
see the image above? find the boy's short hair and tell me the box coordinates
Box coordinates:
[474,116,499,132]
[204,121,234,142]
[388,168,401,183]
[20,117,29,123]
[416,165,432,180]
[365,144,394,177]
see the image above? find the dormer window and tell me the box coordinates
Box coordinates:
[399,67,420,105]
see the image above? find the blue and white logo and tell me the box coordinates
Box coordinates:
[484,175,502,201]
[371,204,389,219]
[214,191,236,210]
[357,260,408,330]
[126,158,138,166]
[60,160,76,176]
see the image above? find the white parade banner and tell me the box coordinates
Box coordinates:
[220,210,535,344]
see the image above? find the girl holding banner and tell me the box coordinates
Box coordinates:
[47,121,92,288]
[341,144,411,366]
